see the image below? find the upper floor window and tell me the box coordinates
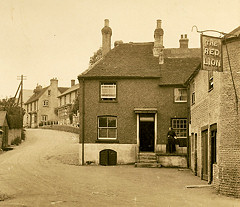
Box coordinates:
[208,70,213,91]
[174,88,187,102]
[98,116,117,139]
[100,82,117,101]
[191,81,195,105]
[48,90,51,96]
[64,96,66,105]
[172,118,187,138]
[43,100,49,107]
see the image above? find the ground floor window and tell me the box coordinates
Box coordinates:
[41,115,48,122]
[171,118,187,138]
[98,116,117,139]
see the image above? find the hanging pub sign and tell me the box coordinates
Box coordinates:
[201,34,223,72]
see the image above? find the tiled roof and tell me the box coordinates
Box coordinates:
[25,87,49,104]
[25,87,69,105]
[79,43,162,78]
[159,57,201,85]
[58,84,79,98]
[0,111,7,126]
[58,87,69,94]
[79,42,201,85]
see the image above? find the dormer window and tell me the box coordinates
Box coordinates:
[100,82,117,101]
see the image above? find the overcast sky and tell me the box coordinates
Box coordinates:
[0,0,239,99]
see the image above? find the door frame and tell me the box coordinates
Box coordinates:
[137,113,157,153]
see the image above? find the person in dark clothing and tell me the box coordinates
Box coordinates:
[167,127,177,153]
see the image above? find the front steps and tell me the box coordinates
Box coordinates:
[135,152,161,168]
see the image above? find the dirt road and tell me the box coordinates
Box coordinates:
[0,129,239,207]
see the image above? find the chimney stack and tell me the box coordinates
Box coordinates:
[179,34,189,48]
[50,78,58,87]
[101,19,112,56]
[71,80,75,87]
[153,19,164,64]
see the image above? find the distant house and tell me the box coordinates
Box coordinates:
[77,19,200,166]
[186,26,240,197]
[0,111,9,149]
[25,78,68,128]
[57,80,79,126]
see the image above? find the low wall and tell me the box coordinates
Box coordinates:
[79,143,137,165]
[157,153,188,168]
[8,129,21,145]
[41,125,79,134]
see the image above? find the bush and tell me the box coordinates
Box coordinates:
[39,122,43,127]
[21,129,25,141]
[11,136,22,146]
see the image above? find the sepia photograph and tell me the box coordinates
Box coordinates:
[0,0,240,206]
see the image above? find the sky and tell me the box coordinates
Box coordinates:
[0,0,239,99]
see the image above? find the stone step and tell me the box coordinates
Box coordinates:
[138,159,157,163]
[135,163,161,168]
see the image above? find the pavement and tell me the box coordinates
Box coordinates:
[0,129,239,207]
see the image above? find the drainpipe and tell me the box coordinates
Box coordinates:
[82,78,85,165]
[186,84,190,168]
[79,78,85,165]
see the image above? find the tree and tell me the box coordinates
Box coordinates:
[89,48,102,66]
[0,97,24,129]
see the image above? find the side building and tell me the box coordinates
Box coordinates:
[25,78,68,128]
[57,80,79,126]
[78,19,200,166]
[187,26,240,198]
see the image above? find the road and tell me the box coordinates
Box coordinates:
[0,129,239,207]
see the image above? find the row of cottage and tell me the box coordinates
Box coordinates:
[24,19,240,197]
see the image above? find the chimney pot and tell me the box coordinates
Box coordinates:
[156,19,162,29]
[71,80,75,87]
[104,19,109,27]
[179,34,189,48]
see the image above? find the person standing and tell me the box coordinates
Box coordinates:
[167,127,177,153]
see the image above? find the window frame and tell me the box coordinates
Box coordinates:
[98,116,117,140]
[208,70,214,91]
[171,118,187,139]
[191,81,195,105]
[174,88,187,103]
[100,82,117,102]
[41,115,48,122]
[43,100,49,107]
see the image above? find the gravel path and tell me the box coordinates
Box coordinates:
[0,129,239,207]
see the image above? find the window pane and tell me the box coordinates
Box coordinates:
[99,129,107,138]
[101,84,116,99]
[99,117,107,127]
[108,117,116,127]
[108,129,117,138]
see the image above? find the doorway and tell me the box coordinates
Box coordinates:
[139,114,155,152]
[202,129,208,181]
[210,129,217,183]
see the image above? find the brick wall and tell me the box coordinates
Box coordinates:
[190,37,240,197]
[217,37,240,197]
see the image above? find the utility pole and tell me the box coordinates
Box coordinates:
[17,75,27,109]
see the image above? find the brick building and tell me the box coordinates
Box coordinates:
[57,80,79,126]
[25,78,68,128]
[187,27,240,197]
[78,19,200,166]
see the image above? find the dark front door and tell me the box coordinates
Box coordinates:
[139,114,154,152]
[210,130,217,183]
[202,130,208,181]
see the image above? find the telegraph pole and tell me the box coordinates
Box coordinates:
[17,75,27,111]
